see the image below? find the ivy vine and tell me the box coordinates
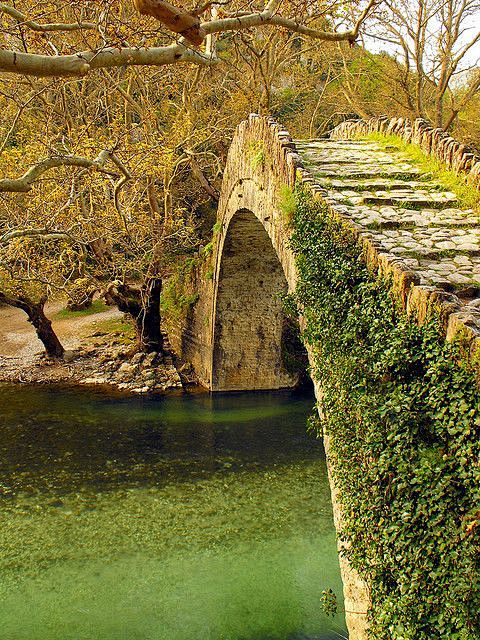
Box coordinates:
[289,185,480,639]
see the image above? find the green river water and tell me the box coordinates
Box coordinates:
[0,384,346,640]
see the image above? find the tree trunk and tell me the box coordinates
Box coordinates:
[0,292,65,358]
[141,278,163,353]
[27,303,65,358]
[435,92,444,129]
[106,278,163,353]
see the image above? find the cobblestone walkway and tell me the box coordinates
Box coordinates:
[295,139,480,305]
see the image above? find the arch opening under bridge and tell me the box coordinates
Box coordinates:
[211,207,302,391]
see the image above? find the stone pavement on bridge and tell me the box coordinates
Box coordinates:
[295,139,480,308]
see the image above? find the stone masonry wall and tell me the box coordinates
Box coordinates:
[167,113,302,389]
[164,254,216,387]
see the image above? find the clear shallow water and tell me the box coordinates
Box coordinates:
[0,384,346,640]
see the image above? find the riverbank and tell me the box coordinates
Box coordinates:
[0,302,191,394]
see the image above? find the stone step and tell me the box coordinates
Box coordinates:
[339,204,477,229]
[404,256,480,295]
[302,155,410,165]
[303,153,418,164]
[316,178,435,191]
[308,169,422,180]
[296,139,373,145]
[328,192,458,209]
[295,141,394,153]
[362,195,458,208]
[365,227,480,256]
[362,219,479,230]
[295,140,379,150]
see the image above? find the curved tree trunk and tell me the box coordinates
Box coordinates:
[106,278,164,353]
[0,292,65,358]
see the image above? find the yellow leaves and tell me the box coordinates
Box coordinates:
[464,520,477,536]
[0,266,47,302]
[463,509,480,537]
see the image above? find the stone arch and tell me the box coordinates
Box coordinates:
[165,115,302,390]
[205,114,303,392]
[211,208,297,391]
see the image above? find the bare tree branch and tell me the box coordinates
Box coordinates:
[134,0,206,45]
[0,3,95,32]
[201,0,379,43]
[0,149,129,193]
[0,227,80,244]
[0,0,379,77]
[0,44,216,77]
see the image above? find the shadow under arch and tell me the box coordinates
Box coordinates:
[211,208,302,391]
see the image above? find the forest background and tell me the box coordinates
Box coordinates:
[0,0,479,356]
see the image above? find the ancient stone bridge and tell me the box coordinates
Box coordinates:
[166,113,480,639]
[170,113,480,394]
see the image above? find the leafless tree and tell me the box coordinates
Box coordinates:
[368,0,480,127]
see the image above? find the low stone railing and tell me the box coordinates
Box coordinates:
[330,116,480,188]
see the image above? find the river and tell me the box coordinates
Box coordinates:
[0,384,346,640]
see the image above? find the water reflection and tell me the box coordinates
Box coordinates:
[0,384,346,640]
[1,387,320,495]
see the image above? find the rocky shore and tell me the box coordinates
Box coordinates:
[0,341,197,394]
[0,302,200,395]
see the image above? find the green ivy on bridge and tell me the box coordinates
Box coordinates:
[289,185,480,640]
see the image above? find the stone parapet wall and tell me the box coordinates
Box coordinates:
[222,112,301,196]
[330,116,480,188]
